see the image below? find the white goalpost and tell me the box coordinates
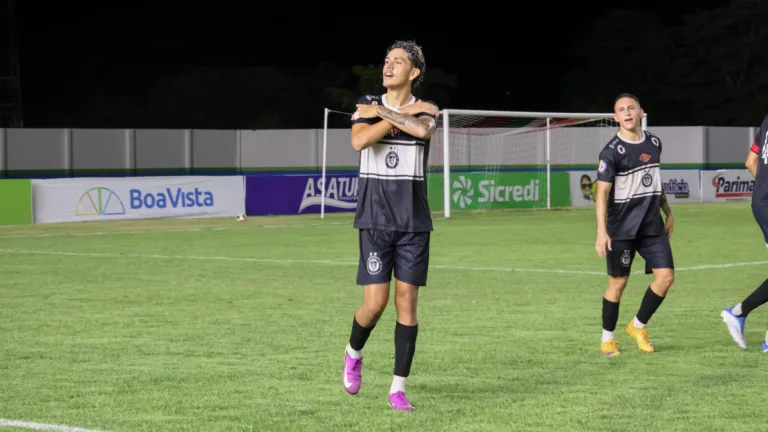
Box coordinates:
[320,107,647,219]
[320,107,355,219]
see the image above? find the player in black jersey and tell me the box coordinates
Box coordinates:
[594,93,675,356]
[340,40,439,411]
[720,113,768,351]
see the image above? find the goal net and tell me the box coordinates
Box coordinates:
[427,109,646,218]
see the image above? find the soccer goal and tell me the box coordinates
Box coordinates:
[428,109,648,218]
[319,107,647,219]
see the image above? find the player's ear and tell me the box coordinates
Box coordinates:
[409,67,421,82]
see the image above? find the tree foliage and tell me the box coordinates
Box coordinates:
[561,1,768,126]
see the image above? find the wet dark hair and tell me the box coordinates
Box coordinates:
[615,92,640,107]
[387,40,426,87]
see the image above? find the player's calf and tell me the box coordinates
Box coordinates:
[600,277,627,355]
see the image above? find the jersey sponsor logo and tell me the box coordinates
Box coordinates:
[711,172,754,199]
[598,160,607,173]
[662,178,690,198]
[639,153,651,163]
[651,136,660,147]
[617,145,625,155]
[298,176,358,213]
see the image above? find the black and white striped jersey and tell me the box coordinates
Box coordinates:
[596,131,665,240]
[351,94,435,233]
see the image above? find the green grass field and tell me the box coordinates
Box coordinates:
[1,202,768,431]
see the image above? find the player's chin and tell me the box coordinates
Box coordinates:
[383,77,404,88]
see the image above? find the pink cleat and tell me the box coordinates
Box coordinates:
[389,391,415,411]
[342,353,362,395]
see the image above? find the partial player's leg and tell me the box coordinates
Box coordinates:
[602,240,635,356]
[388,231,429,411]
[721,205,768,350]
[625,235,675,353]
[343,229,395,395]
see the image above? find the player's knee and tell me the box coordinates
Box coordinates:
[361,299,387,321]
[395,286,417,306]
[654,269,674,291]
[362,283,390,319]
[606,276,628,298]
[394,281,418,310]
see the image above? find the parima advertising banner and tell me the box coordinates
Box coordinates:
[245,174,358,216]
[32,176,245,224]
[701,169,754,202]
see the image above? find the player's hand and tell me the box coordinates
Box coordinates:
[400,101,440,117]
[595,231,612,258]
[665,213,675,238]
[353,104,380,119]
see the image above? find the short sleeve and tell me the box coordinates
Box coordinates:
[753,115,768,154]
[596,147,617,183]
[352,95,377,126]
[752,127,763,155]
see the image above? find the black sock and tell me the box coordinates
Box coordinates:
[394,322,418,377]
[349,316,375,351]
[636,286,665,325]
[602,297,620,331]
[738,279,768,317]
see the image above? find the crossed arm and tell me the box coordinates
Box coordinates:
[351,104,438,152]
[376,106,437,139]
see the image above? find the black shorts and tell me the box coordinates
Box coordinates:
[606,234,674,277]
[356,229,430,287]
[752,205,768,246]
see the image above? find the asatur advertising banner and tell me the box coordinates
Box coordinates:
[245,174,358,216]
[702,169,754,202]
[568,169,701,207]
[32,176,245,224]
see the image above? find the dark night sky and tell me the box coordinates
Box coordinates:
[10,1,733,126]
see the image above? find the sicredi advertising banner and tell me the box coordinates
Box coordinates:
[245,174,358,216]
[568,169,701,207]
[702,169,754,202]
[32,176,245,223]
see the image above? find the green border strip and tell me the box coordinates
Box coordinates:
[0,179,32,225]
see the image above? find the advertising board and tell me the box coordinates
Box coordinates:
[701,169,753,202]
[245,174,358,216]
[32,176,245,224]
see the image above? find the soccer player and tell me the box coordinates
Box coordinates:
[594,93,676,356]
[720,113,768,351]
[341,40,439,411]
